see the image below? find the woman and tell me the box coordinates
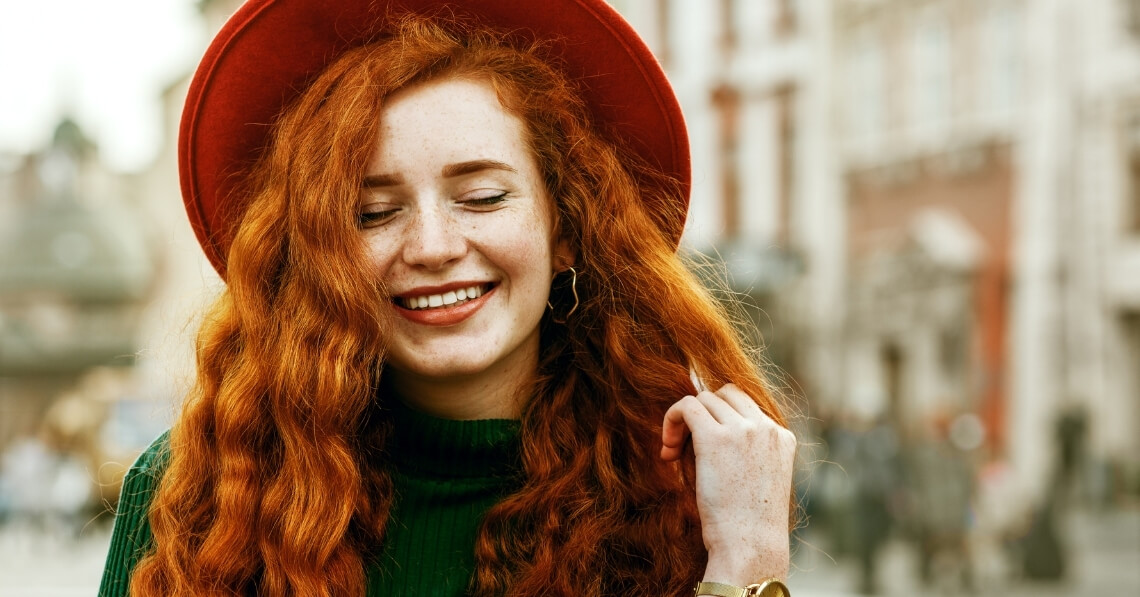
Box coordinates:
[100,1,797,596]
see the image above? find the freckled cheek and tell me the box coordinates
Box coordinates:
[478,227,553,268]
[360,238,405,288]
[472,209,554,256]
[506,231,550,255]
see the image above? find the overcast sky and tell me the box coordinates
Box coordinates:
[0,0,204,172]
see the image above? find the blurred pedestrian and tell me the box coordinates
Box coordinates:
[905,413,976,592]
[851,416,902,595]
[1053,403,1088,504]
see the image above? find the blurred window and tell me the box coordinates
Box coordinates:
[849,33,886,144]
[910,14,953,129]
[712,84,742,237]
[983,3,1020,115]
[940,328,966,387]
[775,85,797,245]
[1129,152,1140,233]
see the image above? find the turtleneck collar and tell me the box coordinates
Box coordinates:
[387,399,521,479]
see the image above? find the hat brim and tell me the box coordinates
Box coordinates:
[179,0,690,277]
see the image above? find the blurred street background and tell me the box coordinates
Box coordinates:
[2,0,1139,595]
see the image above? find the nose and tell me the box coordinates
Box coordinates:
[401,203,466,269]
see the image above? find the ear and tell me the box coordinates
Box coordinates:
[552,235,577,273]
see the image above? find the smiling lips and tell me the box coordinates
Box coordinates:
[394,283,495,326]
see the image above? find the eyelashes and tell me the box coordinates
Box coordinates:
[358,208,399,228]
[462,191,508,207]
[356,192,510,228]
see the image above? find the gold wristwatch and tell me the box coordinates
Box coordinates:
[694,579,789,597]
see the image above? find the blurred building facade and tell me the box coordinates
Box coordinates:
[0,1,231,515]
[0,119,156,510]
[616,0,1140,509]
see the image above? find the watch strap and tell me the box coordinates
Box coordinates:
[695,579,789,597]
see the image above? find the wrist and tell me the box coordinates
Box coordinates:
[703,539,790,586]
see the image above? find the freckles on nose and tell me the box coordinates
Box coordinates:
[416,210,456,242]
[402,209,466,265]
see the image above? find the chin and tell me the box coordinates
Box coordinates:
[386,353,498,381]
[407,361,491,380]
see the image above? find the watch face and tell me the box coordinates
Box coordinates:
[759,580,788,597]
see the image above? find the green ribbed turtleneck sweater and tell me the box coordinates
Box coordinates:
[99,403,522,597]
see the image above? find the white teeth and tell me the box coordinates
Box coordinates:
[402,285,486,310]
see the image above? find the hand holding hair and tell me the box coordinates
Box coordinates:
[661,383,797,587]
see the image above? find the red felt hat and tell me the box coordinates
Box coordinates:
[179,0,690,277]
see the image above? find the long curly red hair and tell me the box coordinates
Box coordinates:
[130,15,787,597]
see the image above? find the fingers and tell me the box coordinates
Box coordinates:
[695,389,741,424]
[660,383,793,462]
[693,383,767,427]
[661,395,708,461]
[713,383,764,419]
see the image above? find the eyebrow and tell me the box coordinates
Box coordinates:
[361,173,401,188]
[361,159,518,188]
[442,159,518,178]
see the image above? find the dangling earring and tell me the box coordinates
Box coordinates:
[547,266,579,324]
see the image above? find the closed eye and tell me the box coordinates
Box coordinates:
[462,192,508,208]
[358,207,399,228]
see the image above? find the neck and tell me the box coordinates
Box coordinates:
[385,354,536,421]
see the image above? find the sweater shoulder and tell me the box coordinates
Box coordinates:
[122,430,171,490]
[99,430,171,597]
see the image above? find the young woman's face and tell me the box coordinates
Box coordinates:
[359,77,565,389]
